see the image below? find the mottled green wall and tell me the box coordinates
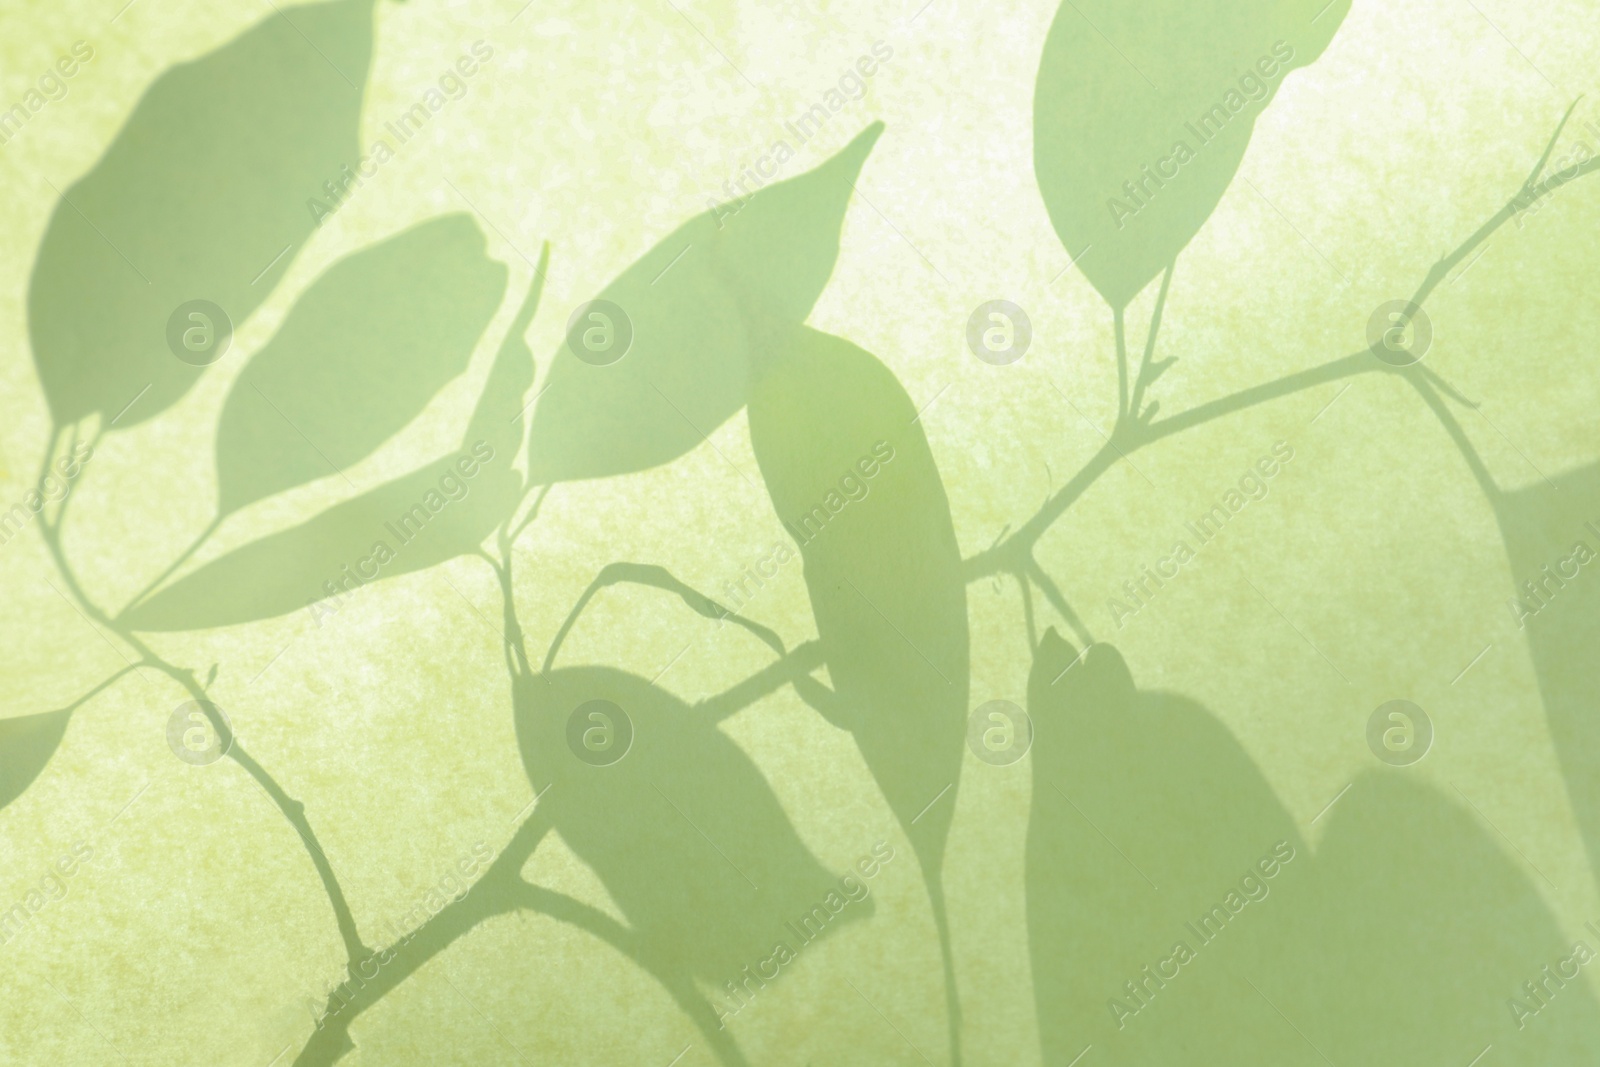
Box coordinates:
[2,1,1599,1064]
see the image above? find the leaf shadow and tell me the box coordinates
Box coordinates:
[1026,631,1600,1064]
[1493,461,1600,897]
[524,122,883,485]
[747,325,970,1061]
[28,0,377,430]
[0,708,72,814]
[515,664,874,988]
[215,212,507,516]
[120,244,549,632]
[1033,0,1349,311]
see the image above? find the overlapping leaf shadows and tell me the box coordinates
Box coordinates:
[1026,631,1307,1063]
[29,0,377,430]
[1494,462,1600,887]
[524,122,882,485]
[515,665,870,985]
[1026,633,1600,1064]
[748,326,969,1063]
[121,236,540,632]
[1272,775,1600,1064]
[1034,0,1348,312]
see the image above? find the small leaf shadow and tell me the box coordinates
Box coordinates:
[516,665,874,984]
[215,213,507,516]
[525,122,883,485]
[1033,0,1349,310]
[0,709,72,814]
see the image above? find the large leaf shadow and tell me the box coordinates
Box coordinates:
[29,0,376,429]
[1493,462,1600,890]
[515,665,872,985]
[120,251,548,632]
[747,326,969,1060]
[216,213,507,516]
[1026,632,1600,1064]
[524,122,882,485]
[1026,631,1308,1063]
[1033,0,1348,310]
[1274,772,1600,1064]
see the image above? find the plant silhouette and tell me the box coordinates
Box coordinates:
[9,5,1600,1064]
[524,122,883,486]
[1034,0,1348,313]
[27,0,377,430]
[748,325,970,1065]
[1026,630,1600,1064]
[1267,772,1600,1064]
[117,213,508,610]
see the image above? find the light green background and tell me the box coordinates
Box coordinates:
[3,0,1599,1063]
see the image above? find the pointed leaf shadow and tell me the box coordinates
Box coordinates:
[747,325,969,1058]
[1025,632,1600,1063]
[1033,0,1348,310]
[525,122,882,485]
[216,214,507,516]
[515,665,874,983]
[28,0,376,429]
[0,709,72,813]
[121,259,550,633]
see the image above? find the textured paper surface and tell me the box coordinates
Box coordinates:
[2,1,1599,1064]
